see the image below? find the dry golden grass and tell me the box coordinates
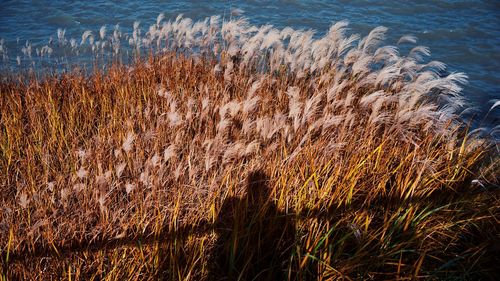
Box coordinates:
[1,16,499,280]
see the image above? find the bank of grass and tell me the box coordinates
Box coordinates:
[1,18,499,279]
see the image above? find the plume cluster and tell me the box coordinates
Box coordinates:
[0,14,499,280]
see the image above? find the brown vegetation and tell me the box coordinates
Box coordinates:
[1,16,499,280]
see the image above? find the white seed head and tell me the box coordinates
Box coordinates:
[76,167,88,179]
[122,131,136,152]
[18,193,29,209]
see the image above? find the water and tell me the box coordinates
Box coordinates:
[0,0,499,124]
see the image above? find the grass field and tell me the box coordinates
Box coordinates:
[1,16,499,280]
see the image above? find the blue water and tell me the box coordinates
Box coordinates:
[0,0,499,124]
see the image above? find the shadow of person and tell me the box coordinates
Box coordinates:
[208,170,295,280]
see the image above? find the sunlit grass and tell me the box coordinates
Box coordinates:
[1,15,499,280]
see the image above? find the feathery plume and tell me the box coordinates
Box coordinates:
[116,163,126,178]
[397,35,417,45]
[18,193,29,209]
[360,26,387,53]
[76,167,88,179]
[122,131,136,152]
[81,30,93,45]
[163,144,177,162]
[157,13,165,27]
[231,8,244,17]
[57,28,66,45]
[99,25,107,40]
[487,99,500,113]
[125,183,135,195]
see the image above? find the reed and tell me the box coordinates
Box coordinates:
[0,15,499,280]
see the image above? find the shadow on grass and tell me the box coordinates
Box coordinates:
[4,173,498,280]
[205,170,295,280]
